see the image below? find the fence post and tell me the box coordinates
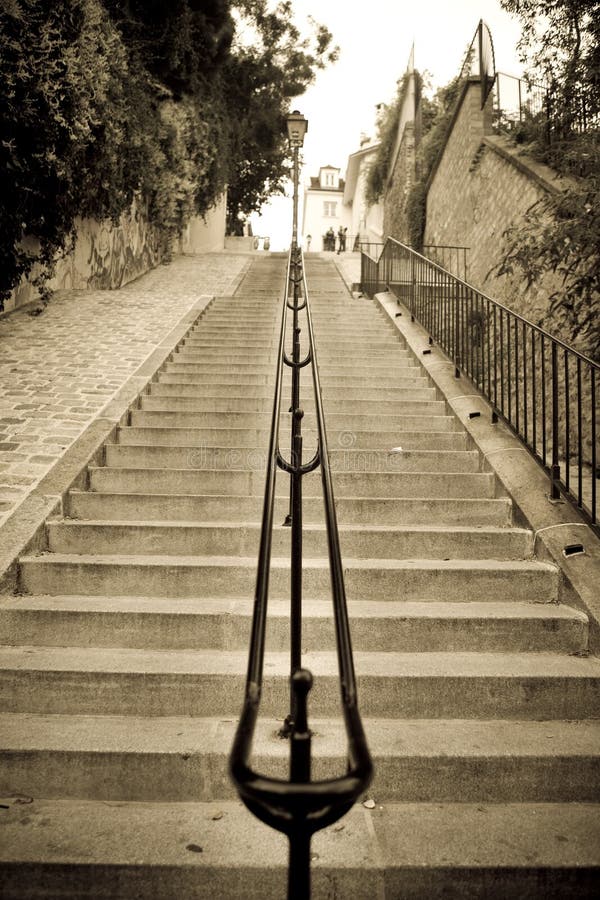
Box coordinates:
[550,341,561,499]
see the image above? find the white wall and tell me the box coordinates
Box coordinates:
[180,194,226,253]
[302,189,352,250]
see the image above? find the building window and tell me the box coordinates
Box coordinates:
[323,201,337,217]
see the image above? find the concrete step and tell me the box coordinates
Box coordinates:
[139,395,448,417]
[182,337,403,350]
[178,340,411,355]
[158,371,431,389]
[1,713,597,803]
[129,410,460,433]
[4,587,588,651]
[87,465,496,498]
[18,554,558,603]
[105,444,481,473]
[2,798,596,899]
[163,359,421,375]
[0,596,586,653]
[159,371,277,385]
[46,521,532,560]
[1,647,597,718]
[67,490,513,526]
[117,425,470,450]
[150,381,438,401]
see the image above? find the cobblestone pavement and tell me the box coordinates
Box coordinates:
[0,253,250,524]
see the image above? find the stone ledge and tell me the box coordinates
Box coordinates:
[483,134,575,198]
[375,290,600,652]
[0,295,215,595]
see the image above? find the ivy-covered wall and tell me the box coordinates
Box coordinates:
[382,123,416,244]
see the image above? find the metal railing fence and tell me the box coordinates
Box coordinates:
[361,238,599,534]
[230,247,373,899]
[493,71,600,151]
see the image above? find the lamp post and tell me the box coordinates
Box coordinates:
[286,110,308,251]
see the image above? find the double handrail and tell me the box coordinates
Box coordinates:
[229,247,373,899]
[361,237,598,535]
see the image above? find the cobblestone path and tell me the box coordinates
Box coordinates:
[0,253,250,524]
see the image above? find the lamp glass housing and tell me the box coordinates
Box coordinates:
[286,110,308,147]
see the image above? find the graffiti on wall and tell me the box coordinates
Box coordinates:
[84,200,160,290]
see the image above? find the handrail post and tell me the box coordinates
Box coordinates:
[454,282,461,378]
[282,249,305,733]
[287,670,313,899]
[550,341,561,499]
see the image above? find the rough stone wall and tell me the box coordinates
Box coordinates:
[383,123,416,243]
[423,81,595,467]
[423,81,567,332]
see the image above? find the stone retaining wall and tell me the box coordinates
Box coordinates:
[5,196,226,316]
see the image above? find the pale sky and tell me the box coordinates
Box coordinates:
[249,0,524,248]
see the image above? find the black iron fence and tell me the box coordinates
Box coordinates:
[361,238,599,534]
[493,71,600,151]
[359,242,469,284]
[230,247,373,899]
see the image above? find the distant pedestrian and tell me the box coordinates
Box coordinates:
[306,234,312,252]
[337,227,347,254]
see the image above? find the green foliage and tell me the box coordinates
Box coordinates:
[224,1,338,231]
[0,0,336,306]
[494,158,600,361]
[364,73,410,208]
[496,0,600,359]
[405,74,463,250]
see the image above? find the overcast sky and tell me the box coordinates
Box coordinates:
[249,0,524,247]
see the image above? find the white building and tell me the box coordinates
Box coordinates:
[301,165,352,252]
[342,137,384,246]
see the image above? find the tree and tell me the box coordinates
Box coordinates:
[0,0,337,306]
[496,0,600,359]
[224,1,338,231]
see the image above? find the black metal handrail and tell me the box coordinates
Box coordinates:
[229,247,373,899]
[361,237,599,535]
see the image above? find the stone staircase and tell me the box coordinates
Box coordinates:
[0,255,599,897]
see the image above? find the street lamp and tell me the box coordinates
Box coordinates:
[286,110,308,251]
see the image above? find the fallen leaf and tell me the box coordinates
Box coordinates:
[186,844,203,853]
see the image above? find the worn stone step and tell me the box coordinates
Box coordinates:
[163,359,421,375]
[0,596,585,653]
[105,444,481,473]
[18,554,558,603]
[129,410,459,432]
[150,381,437,401]
[182,337,403,350]
[160,371,277,385]
[0,647,597,719]
[87,465,495,498]
[1,713,598,803]
[178,340,410,355]
[67,490,512,526]
[46,521,532,560]
[139,395,448,417]
[2,798,597,899]
[117,424,469,450]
